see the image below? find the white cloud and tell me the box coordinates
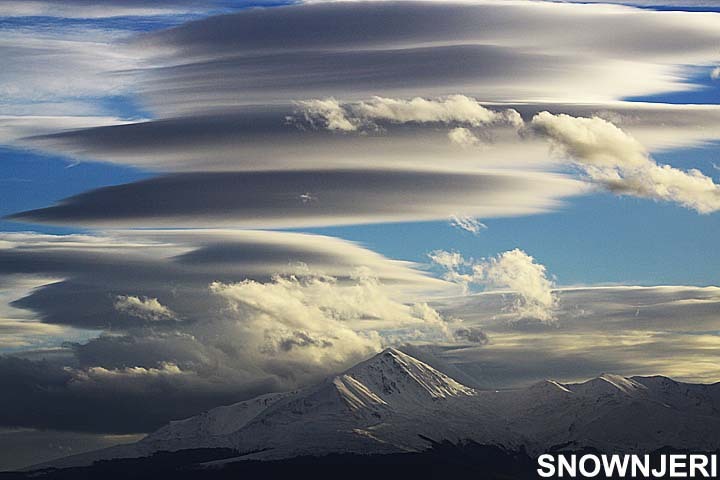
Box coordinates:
[0,115,129,144]
[473,249,557,323]
[431,285,720,388]
[0,28,140,118]
[712,67,720,80]
[351,95,524,128]
[448,127,480,147]
[113,295,176,322]
[73,362,184,381]
[427,250,474,292]
[531,112,720,213]
[429,249,557,323]
[0,1,209,18]
[449,215,487,235]
[297,98,357,132]
[209,268,454,364]
[298,95,523,133]
[132,1,720,115]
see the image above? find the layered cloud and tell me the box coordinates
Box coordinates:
[0,0,224,18]
[21,102,720,172]
[8,170,584,228]
[429,286,720,388]
[0,230,460,433]
[128,1,720,113]
[552,0,720,6]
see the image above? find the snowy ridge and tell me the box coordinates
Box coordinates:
[38,348,720,469]
[569,373,648,398]
[340,348,475,405]
[140,392,291,449]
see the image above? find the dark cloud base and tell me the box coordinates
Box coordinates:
[8,170,543,227]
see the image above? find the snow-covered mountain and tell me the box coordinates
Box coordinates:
[38,348,720,469]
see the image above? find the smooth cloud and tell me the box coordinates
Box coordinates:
[130,1,720,113]
[430,285,720,388]
[22,103,720,172]
[0,0,220,18]
[531,112,720,213]
[8,170,584,228]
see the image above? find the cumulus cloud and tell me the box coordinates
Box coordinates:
[453,326,490,345]
[449,215,487,235]
[0,231,463,434]
[210,269,452,363]
[298,95,523,136]
[712,67,720,80]
[474,249,558,323]
[427,250,473,290]
[531,112,720,213]
[448,127,481,147]
[298,98,357,132]
[429,249,558,323]
[113,295,176,322]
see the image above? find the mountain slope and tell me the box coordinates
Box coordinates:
[36,348,720,469]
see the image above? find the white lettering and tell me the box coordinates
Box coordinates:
[603,453,630,477]
[652,455,667,477]
[579,455,601,477]
[537,454,556,478]
[690,455,710,478]
[558,455,577,478]
[536,453,717,478]
[632,455,651,478]
[670,454,687,478]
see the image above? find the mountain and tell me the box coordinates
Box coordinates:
[34,348,720,470]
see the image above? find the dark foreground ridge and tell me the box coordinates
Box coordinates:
[3,443,719,480]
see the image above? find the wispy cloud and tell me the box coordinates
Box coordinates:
[449,215,487,235]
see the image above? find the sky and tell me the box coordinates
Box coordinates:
[0,0,719,471]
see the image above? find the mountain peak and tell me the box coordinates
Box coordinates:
[341,347,475,404]
[527,379,573,396]
[569,373,648,397]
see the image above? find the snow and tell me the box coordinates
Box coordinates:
[38,348,720,470]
